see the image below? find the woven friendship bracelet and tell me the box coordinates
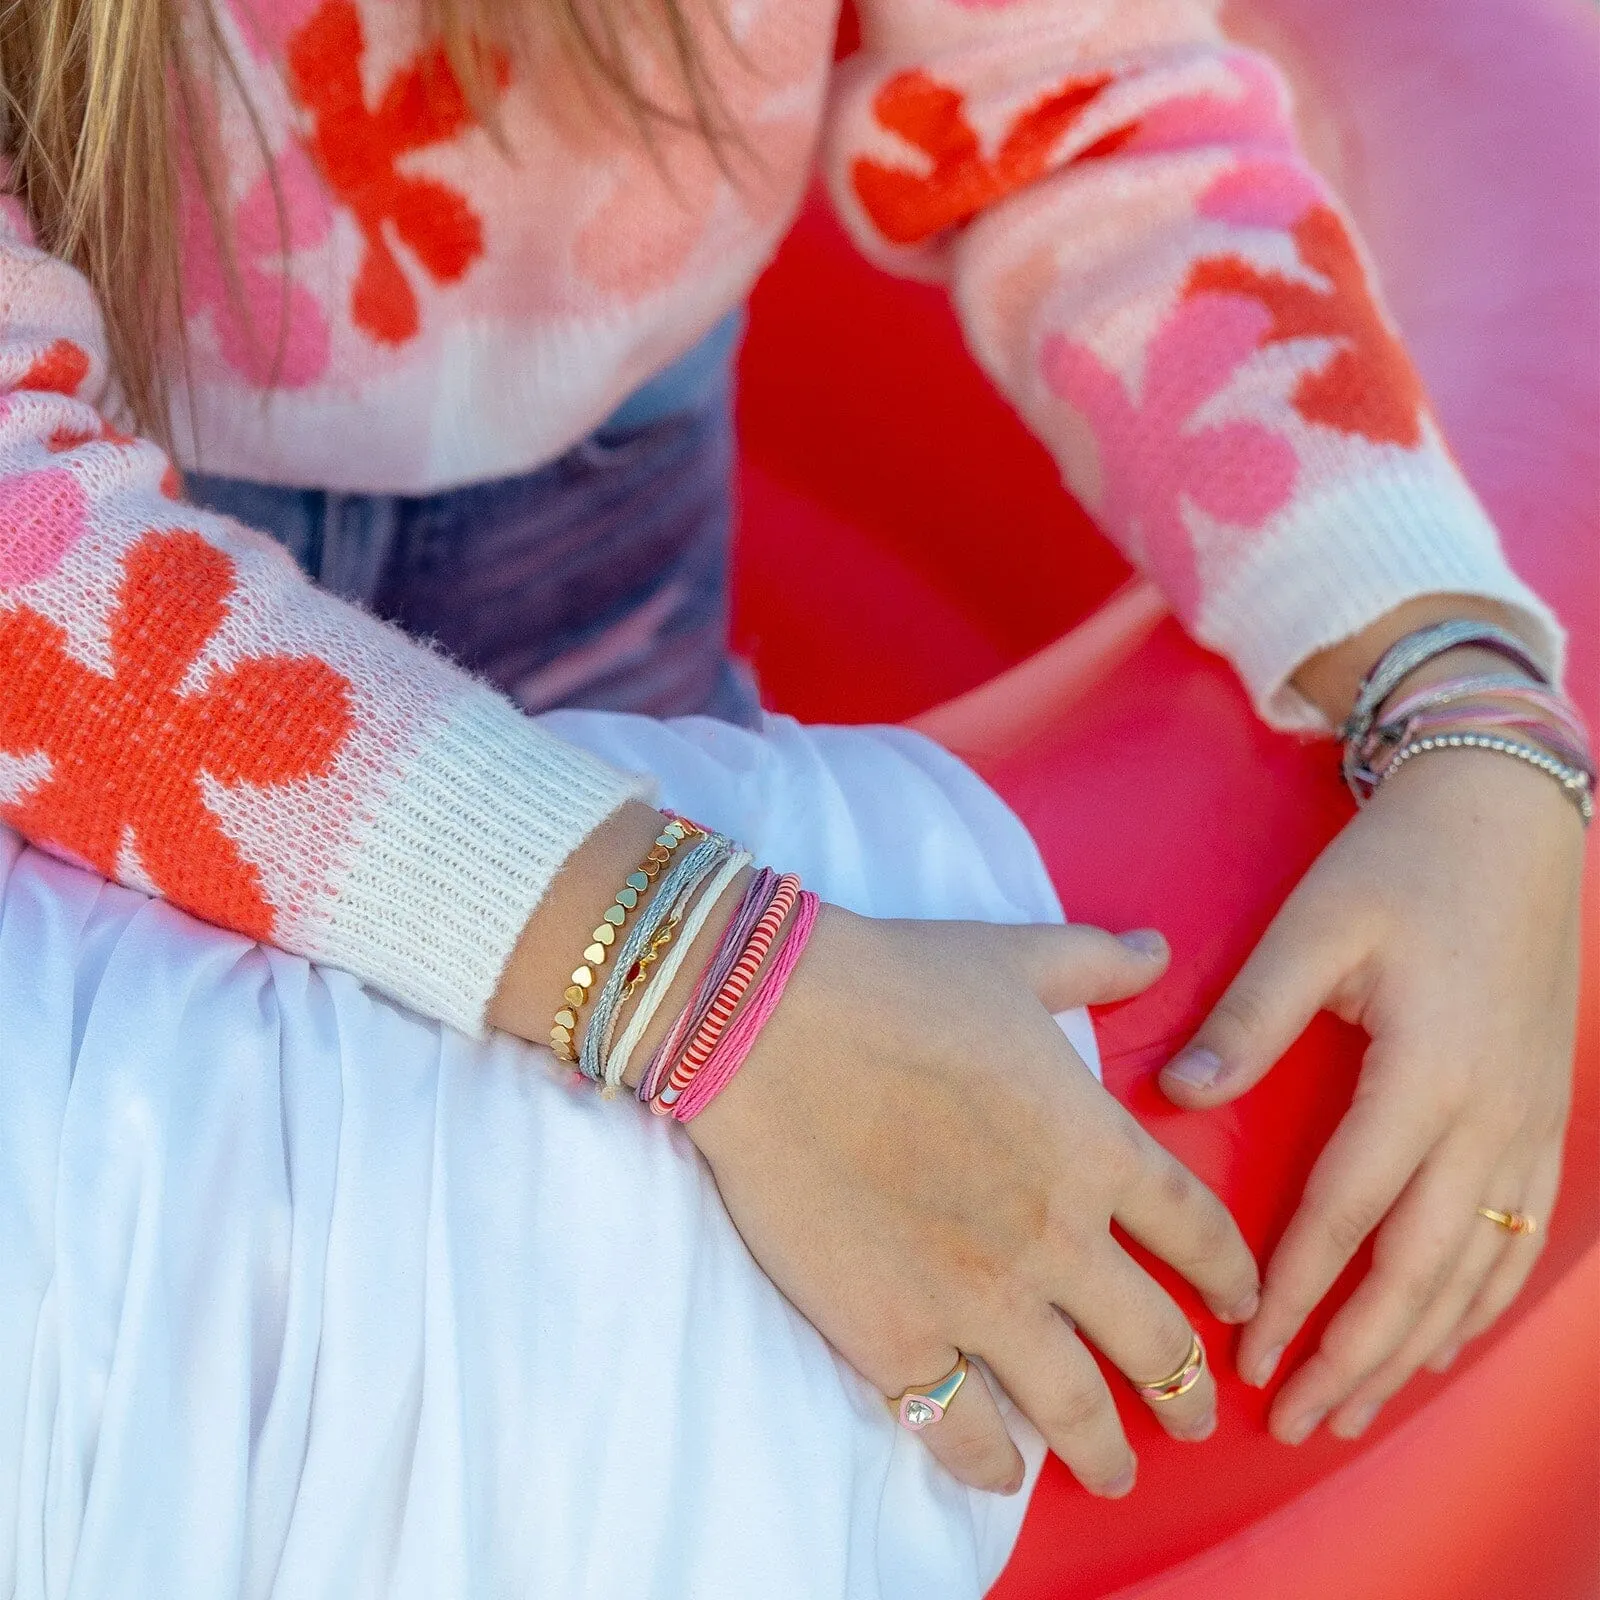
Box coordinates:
[653,872,801,1114]
[1341,620,1548,799]
[1348,672,1596,801]
[638,867,778,1104]
[604,850,753,1094]
[549,815,703,1065]
[671,889,820,1122]
[581,834,732,1088]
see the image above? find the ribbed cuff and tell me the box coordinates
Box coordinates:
[1196,455,1567,732]
[318,686,654,1036]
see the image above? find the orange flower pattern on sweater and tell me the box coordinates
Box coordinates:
[851,68,1136,246]
[1186,204,1429,448]
[0,530,353,940]
[285,0,507,345]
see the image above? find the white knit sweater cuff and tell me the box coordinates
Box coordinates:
[316,686,654,1036]
[1194,457,1567,733]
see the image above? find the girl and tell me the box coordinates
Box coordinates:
[0,0,1586,1523]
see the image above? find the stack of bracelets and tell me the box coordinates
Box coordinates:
[549,813,820,1121]
[1342,620,1594,826]
[546,621,1590,1120]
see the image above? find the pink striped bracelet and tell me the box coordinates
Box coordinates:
[671,889,820,1121]
[651,873,801,1114]
[637,867,776,1104]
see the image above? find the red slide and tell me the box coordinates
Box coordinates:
[732,0,1599,1594]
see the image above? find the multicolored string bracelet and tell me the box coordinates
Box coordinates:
[1339,621,1592,826]
[603,850,753,1094]
[548,814,702,1066]
[637,867,780,1105]
[580,832,733,1090]
[671,888,820,1122]
[652,872,802,1115]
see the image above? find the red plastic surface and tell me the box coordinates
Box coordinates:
[732,0,1600,1595]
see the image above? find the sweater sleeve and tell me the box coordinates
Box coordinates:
[0,204,650,1036]
[821,0,1563,729]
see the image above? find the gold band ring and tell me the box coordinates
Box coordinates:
[1477,1205,1538,1236]
[1134,1332,1206,1402]
[887,1354,970,1431]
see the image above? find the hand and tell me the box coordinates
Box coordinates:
[1160,745,1583,1444]
[686,910,1261,1496]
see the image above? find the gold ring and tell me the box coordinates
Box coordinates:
[1135,1332,1206,1402]
[887,1354,969,1431]
[1477,1205,1538,1236]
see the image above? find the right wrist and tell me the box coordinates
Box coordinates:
[487,800,669,1045]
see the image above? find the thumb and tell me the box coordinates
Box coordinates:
[1160,899,1352,1107]
[1002,922,1171,1012]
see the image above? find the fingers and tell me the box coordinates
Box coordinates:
[896,1348,1027,1496]
[1325,1153,1519,1438]
[997,922,1170,1013]
[1160,892,1353,1107]
[1112,1119,1261,1324]
[1065,1244,1217,1442]
[1262,1129,1495,1444]
[985,1303,1137,1498]
[1435,1139,1561,1358]
[1237,1081,1440,1390]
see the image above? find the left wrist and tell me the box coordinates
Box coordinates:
[1292,596,1546,727]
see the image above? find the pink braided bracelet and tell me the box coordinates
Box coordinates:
[670,889,820,1121]
[650,873,801,1114]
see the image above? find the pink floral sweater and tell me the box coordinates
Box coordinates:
[0,0,1561,1034]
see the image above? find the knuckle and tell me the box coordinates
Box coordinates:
[1320,1199,1381,1260]
[1189,1194,1240,1262]
[1099,1120,1149,1190]
[1210,984,1272,1049]
[1044,1381,1113,1441]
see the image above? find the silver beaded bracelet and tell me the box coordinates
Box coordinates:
[1376,731,1594,825]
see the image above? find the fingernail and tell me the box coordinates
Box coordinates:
[1165,1047,1223,1090]
[1102,1464,1136,1498]
[1248,1344,1285,1388]
[1430,1344,1460,1373]
[1119,928,1168,959]
[1331,1401,1379,1439]
[1178,1411,1217,1442]
[1283,1406,1327,1446]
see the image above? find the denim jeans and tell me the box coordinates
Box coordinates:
[185,365,759,727]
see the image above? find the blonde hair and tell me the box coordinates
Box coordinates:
[0,0,730,442]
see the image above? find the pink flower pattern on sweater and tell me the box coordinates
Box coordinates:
[1041,295,1299,624]
[0,0,1558,1038]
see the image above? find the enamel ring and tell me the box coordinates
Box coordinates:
[1477,1205,1538,1236]
[888,1354,970,1431]
[1134,1332,1206,1402]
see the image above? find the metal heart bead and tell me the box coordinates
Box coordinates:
[655,834,678,850]
[584,944,607,966]
[603,906,627,926]
[571,965,594,988]
[563,985,586,1008]
[616,886,639,910]
[553,1009,578,1030]
[626,871,650,893]
[592,923,616,946]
